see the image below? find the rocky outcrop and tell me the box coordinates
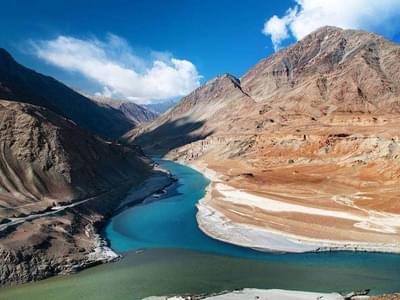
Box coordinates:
[0,191,122,285]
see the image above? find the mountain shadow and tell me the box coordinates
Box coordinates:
[134,117,213,157]
[0,48,134,139]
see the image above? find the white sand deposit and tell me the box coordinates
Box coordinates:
[143,288,346,300]
[189,162,400,253]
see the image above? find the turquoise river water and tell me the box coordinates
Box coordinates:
[0,159,399,300]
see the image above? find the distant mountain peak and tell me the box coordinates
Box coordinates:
[86,94,158,125]
[307,25,343,36]
[241,26,400,108]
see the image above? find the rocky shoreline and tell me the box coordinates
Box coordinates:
[0,166,174,286]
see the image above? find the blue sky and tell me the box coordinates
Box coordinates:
[1,0,399,103]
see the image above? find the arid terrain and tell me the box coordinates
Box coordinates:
[0,25,399,299]
[0,48,145,139]
[132,26,400,252]
[0,99,161,286]
[0,50,171,286]
[86,94,158,126]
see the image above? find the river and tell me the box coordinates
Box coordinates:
[1,160,399,300]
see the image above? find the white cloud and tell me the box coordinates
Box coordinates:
[262,8,298,51]
[32,34,201,104]
[263,0,400,51]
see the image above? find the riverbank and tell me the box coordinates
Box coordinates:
[0,163,174,286]
[185,160,400,254]
[143,288,346,300]
[90,165,175,264]
[116,163,176,210]
[144,288,400,300]
[76,164,176,270]
[1,158,400,298]
[2,247,400,300]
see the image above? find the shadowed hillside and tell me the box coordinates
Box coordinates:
[0,49,135,139]
[88,95,158,125]
[0,99,155,285]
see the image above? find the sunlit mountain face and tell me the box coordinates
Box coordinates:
[1,1,400,299]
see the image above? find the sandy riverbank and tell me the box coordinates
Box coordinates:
[186,161,400,253]
[143,288,347,300]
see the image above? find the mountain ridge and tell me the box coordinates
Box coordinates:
[240,26,400,112]
[132,26,400,252]
[87,95,158,125]
[0,49,135,139]
[0,97,161,285]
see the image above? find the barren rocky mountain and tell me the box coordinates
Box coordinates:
[0,100,151,220]
[0,49,135,139]
[0,99,155,285]
[127,73,256,153]
[89,95,158,125]
[132,26,400,250]
[143,99,180,114]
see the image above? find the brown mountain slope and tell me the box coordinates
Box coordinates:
[241,26,400,113]
[0,99,151,219]
[126,73,257,154]
[132,27,400,252]
[0,49,134,139]
[89,95,158,125]
[0,99,156,285]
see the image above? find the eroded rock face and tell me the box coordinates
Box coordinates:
[0,100,151,219]
[127,74,257,154]
[133,27,400,248]
[241,26,400,113]
[0,99,152,286]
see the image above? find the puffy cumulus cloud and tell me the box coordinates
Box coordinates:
[263,0,400,51]
[262,8,297,51]
[32,34,201,103]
